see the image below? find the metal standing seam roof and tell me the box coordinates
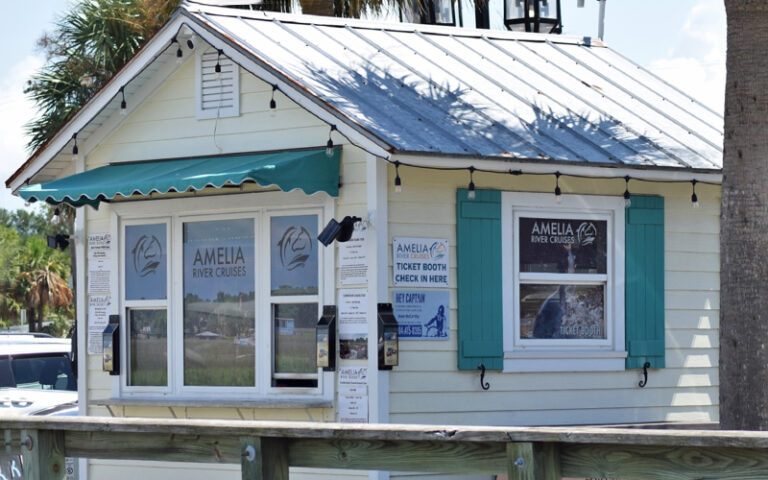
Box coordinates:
[7,2,723,193]
[184,1,722,171]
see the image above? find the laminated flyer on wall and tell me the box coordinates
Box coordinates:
[393,237,449,287]
[338,289,368,360]
[393,290,450,339]
[339,222,368,285]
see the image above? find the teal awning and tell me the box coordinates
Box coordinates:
[19,148,340,209]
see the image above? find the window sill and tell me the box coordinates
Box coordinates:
[504,350,627,372]
[93,396,333,409]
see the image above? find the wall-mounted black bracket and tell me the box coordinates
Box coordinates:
[478,363,490,390]
[638,361,651,388]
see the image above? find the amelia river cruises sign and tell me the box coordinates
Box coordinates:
[392,237,449,288]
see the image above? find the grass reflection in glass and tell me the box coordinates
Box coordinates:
[129,309,167,386]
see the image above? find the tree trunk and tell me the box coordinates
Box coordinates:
[720,0,768,430]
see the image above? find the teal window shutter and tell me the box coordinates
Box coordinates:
[625,195,665,369]
[456,189,503,370]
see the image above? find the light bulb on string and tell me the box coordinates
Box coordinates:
[214,49,222,78]
[173,37,183,64]
[72,133,79,161]
[623,175,632,208]
[52,208,61,225]
[554,171,562,203]
[120,87,127,115]
[467,166,476,200]
[269,85,277,116]
[394,161,402,193]
[326,125,337,157]
[691,179,700,208]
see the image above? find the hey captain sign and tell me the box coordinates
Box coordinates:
[393,237,449,287]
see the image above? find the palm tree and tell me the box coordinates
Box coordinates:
[24,0,180,151]
[0,226,23,327]
[15,237,73,332]
[719,1,768,430]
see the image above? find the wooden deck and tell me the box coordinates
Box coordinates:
[1,416,766,479]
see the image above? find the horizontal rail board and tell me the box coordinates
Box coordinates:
[6,417,768,479]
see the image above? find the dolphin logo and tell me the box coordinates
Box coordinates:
[132,234,163,277]
[278,226,312,271]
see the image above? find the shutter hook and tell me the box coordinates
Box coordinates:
[638,361,651,388]
[478,363,490,390]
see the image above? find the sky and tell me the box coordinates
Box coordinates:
[0,0,726,213]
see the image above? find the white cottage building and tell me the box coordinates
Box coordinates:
[6,1,721,479]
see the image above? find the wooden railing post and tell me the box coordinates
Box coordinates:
[240,436,289,480]
[20,430,65,480]
[507,442,561,480]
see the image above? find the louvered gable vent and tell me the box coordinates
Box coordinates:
[195,48,240,119]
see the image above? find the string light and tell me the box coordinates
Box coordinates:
[214,49,223,78]
[326,125,337,157]
[623,175,631,208]
[72,133,78,161]
[120,87,127,115]
[691,179,700,208]
[52,207,61,225]
[554,171,562,203]
[314,120,716,207]
[467,166,476,200]
[173,37,183,63]
[394,161,402,193]
[269,85,277,116]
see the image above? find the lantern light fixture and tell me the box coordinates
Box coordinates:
[504,0,562,34]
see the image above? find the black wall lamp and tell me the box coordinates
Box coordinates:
[47,234,70,250]
[318,216,361,247]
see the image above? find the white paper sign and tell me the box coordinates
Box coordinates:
[338,366,368,384]
[338,289,368,335]
[87,295,111,354]
[88,260,110,294]
[88,233,112,260]
[339,224,368,285]
[338,289,369,360]
[393,237,449,287]
[88,233,112,294]
[338,384,368,423]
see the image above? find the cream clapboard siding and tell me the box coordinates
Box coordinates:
[386,166,720,428]
[80,51,369,480]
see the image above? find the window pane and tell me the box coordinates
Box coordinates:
[183,219,255,387]
[519,218,607,274]
[270,215,318,295]
[273,303,318,387]
[128,309,167,386]
[520,284,605,340]
[9,355,76,391]
[125,224,167,300]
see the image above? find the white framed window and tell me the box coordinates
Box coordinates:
[114,193,333,403]
[195,46,240,119]
[501,192,626,372]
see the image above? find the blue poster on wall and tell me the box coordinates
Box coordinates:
[125,224,167,301]
[393,290,449,340]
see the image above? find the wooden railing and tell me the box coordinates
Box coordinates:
[1,416,767,479]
